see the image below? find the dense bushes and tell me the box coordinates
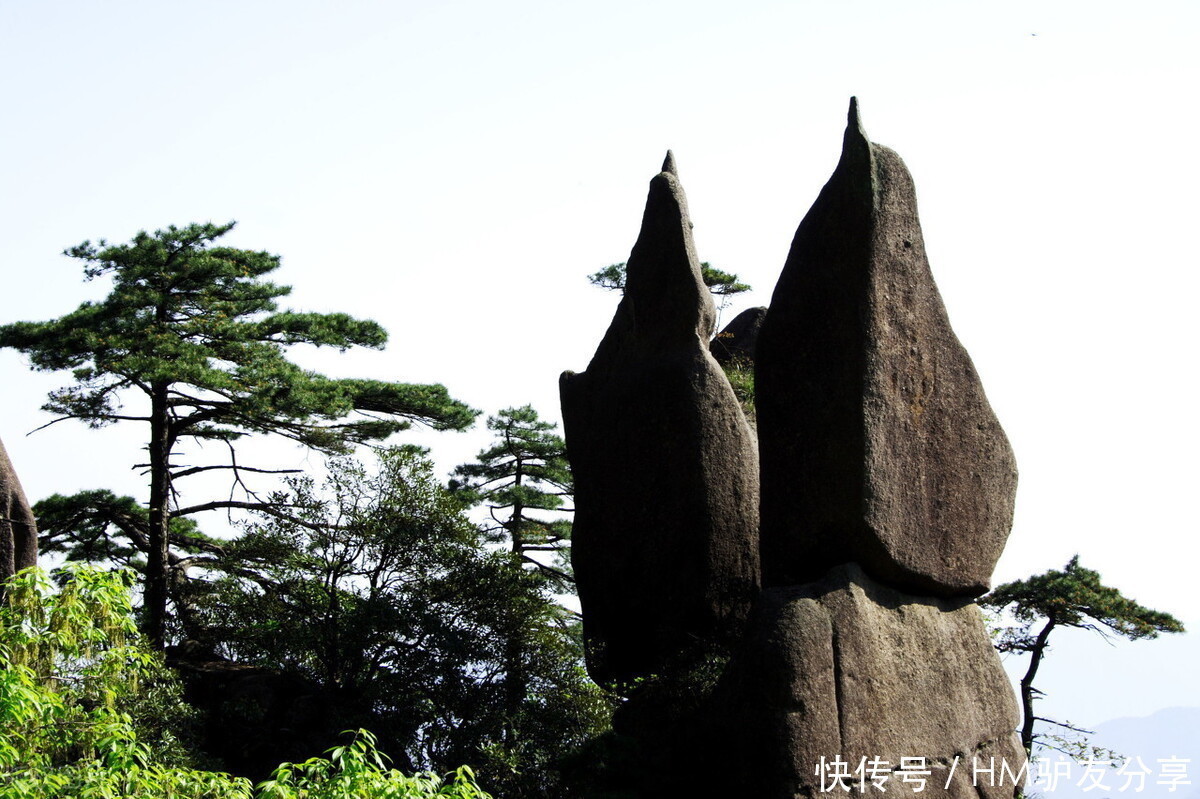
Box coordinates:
[0,566,492,799]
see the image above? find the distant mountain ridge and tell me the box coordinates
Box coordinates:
[1030,707,1199,799]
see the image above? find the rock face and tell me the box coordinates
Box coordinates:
[1,435,37,580]
[710,306,767,366]
[755,99,1017,598]
[560,152,760,688]
[713,563,1025,798]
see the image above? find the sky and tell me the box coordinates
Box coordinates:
[1,1,1197,734]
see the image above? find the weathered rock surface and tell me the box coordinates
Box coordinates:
[560,152,760,688]
[756,98,1017,597]
[712,563,1026,798]
[1,435,37,580]
[710,306,767,366]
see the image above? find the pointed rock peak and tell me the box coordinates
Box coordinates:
[622,151,711,339]
[835,96,873,177]
[756,100,1017,597]
[571,146,714,359]
[844,96,870,149]
[662,150,678,176]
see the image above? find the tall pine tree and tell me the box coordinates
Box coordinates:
[451,405,575,749]
[0,221,478,645]
[451,406,573,586]
[982,556,1184,756]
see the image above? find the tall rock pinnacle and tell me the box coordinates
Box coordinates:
[755,98,1018,597]
[560,153,760,688]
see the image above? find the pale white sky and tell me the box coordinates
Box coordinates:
[2,1,1197,729]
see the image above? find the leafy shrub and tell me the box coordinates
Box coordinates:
[258,729,490,799]
[722,357,755,423]
[0,566,491,798]
[0,565,254,797]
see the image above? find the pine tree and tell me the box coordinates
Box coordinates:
[32,489,236,644]
[0,221,478,645]
[450,406,576,751]
[981,556,1184,756]
[451,406,573,587]
[587,261,750,310]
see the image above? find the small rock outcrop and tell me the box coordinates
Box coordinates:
[710,306,767,366]
[1,435,37,580]
[560,152,760,689]
[755,99,1017,598]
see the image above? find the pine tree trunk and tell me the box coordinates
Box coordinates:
[504,462,527,744]
[145,380,171,647]
[1019,618,1055,754]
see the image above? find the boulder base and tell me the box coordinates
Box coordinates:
[715,563,1025,798]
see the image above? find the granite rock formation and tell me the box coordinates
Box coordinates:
[560,152,760,689]
[755,98,1018,598]
[714,564,1025,798]
[1,435,37,580]
[710,305,767,367]
[562,103,1024,798]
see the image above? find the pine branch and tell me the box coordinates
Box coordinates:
[174,499,334,533]
[171,464,303,479]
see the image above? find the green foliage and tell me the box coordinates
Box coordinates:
[721,358,755,423]
[982,556,1184,649]
[450,408,620,797]
[587,261,751,303]
[0,566,495,799]
[0,220,477,442]
[204,447,493,694]
[0,221,478,643]
[257,730,491,799]
[451,406,574,586]
[696,264,751,297]
[203,448,612,797]
[33,489,231,642]
[981,556,1184,757]
[0,761,256,799]
[35,491,207,568]
[0,565,255,798]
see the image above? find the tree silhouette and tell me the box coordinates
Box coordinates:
[981,556,1184,756]
[0,222,477,644]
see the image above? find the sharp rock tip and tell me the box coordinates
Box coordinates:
[846,96,868,141]
[662,150,677,176]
